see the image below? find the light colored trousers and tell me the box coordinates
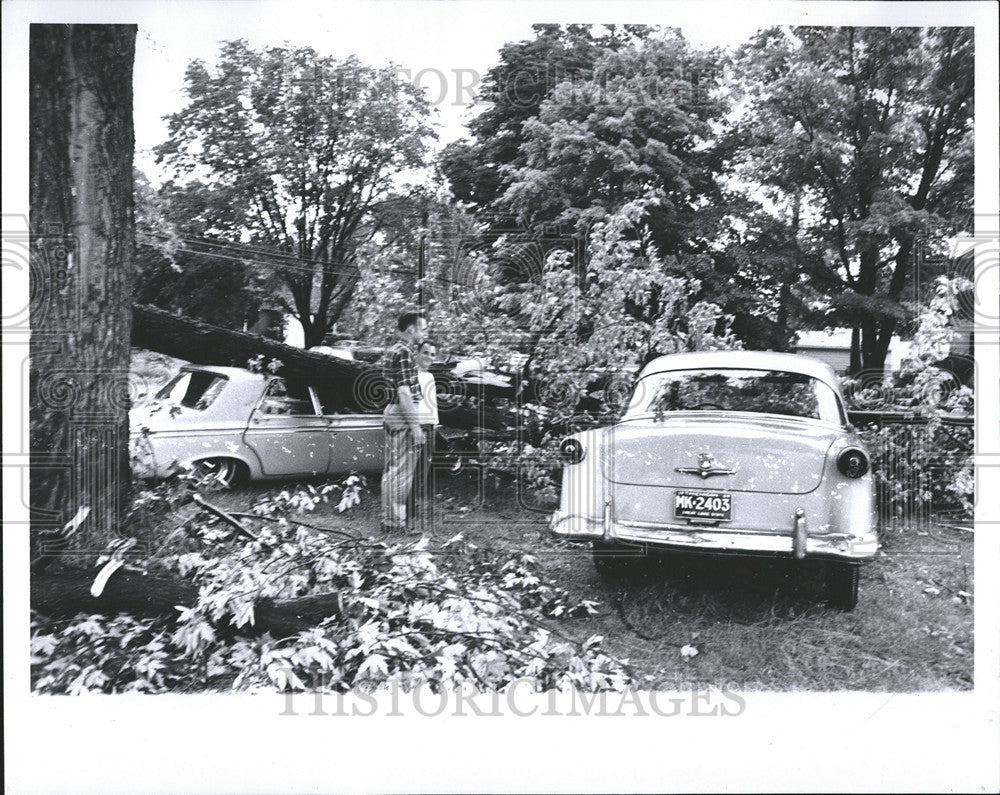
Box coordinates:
[381,427,420,527]
[406,426,435,528]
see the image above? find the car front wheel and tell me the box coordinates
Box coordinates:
[826,562,860,611]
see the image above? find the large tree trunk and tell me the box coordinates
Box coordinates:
[30,24,137,568]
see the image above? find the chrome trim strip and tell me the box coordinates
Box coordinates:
[616,519,787,536]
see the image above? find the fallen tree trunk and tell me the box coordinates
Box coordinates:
[31,568,199,622]
[132,304,364,394]
[31,566,344,638]
[132,304,516,432]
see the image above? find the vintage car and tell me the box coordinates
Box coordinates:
[550,351,878,609]
[130,365,385,487]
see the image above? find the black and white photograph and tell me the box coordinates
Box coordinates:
[3,1,998,792]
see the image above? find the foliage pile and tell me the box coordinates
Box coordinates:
[31,480,627,694]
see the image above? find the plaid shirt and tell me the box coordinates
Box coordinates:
[384,340,423,404]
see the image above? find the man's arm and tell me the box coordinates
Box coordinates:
[396,384,422,439]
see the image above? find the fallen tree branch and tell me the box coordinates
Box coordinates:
[192,494,260,542]
[132,304,520,432]
[228,512,358,538]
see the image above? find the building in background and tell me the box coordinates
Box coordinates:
[793,330,912,377]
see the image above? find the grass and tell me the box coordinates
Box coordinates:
[584,540,973,691]
[188,469,973,692]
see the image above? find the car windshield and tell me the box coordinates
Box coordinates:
[153,370,228,411]
[629,368,844,424]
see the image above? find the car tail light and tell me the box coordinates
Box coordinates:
[559,437,586,465]
[837,448,869,478]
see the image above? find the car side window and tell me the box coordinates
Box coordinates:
[313,384,348,415]
[313,384,379,415]
[258,378,317,416]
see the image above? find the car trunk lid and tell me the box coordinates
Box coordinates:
[603,415,837,495]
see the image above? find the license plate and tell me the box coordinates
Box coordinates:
[674,490,731,521]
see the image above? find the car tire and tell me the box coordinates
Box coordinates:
[592,540,646,581]
[826,562,860,611]
[191,458,243,490]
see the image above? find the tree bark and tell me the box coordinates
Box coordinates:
[849,326,862,375]
[30,25,137,566]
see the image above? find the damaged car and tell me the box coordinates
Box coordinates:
[130,365,385,487]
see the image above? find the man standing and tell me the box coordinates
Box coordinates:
[381,311,427,531]
[407,340,439,530]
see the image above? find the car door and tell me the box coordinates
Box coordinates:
[312,383,385,474]
[243,376,331,477]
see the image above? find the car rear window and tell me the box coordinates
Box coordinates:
[154,371,228,411]
[257,378,317,416]
[631,368,844,424]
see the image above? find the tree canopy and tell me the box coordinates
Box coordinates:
[730,27,973,372]
[441,24,655,213]
[439,28,801,351]
[155,41,436,346]
[437,25,973,364]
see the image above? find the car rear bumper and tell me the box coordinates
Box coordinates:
[550,510,878,561]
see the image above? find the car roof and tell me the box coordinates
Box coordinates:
[638,351,841,390]
[180,364,268,383]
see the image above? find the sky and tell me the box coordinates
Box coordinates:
[126,3,763,182]
[5,0,993,184]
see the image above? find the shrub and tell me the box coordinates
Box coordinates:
[847,276,974,521]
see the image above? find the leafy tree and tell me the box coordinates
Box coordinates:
[441,29,780,350]
[444,28,727,249]
[342,196,739,418]
[511,200,740,381]
[730,27,973,373]
[156,41,436,346]
[134,173,268,333]
[706,197,844,351]
[498,34,727,250]
[440,24,656,213]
